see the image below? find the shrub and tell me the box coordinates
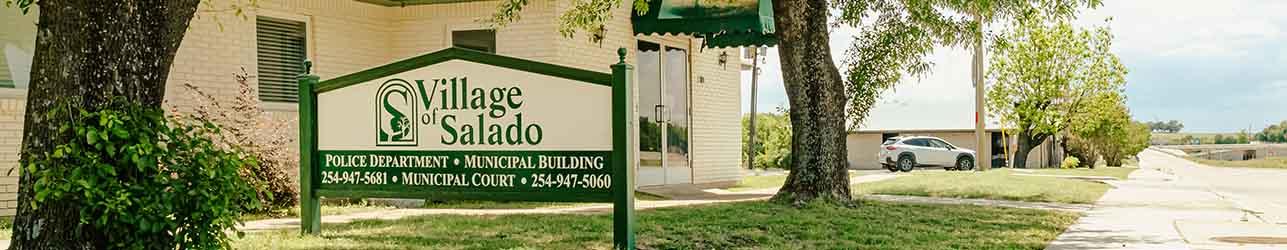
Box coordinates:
[29,102,259,249]
[1100,121,1150,167]
[1060,156,1081,169]
[174,69,299,213]
[742,109,792,169]
[1061,135,1098,168]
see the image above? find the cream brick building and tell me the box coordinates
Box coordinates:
[0,0,747,215]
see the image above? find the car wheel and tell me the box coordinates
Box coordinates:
[956,157,975,171]
[897,155,916,172]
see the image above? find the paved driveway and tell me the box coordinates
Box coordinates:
[1146,149,1287,224]
[1047,149,1287,250]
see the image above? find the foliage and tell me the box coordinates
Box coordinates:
[1212,132,1251,144]
[987,13,1126,168]
[3,0,34,14]
[1099,121,1151,166]
[1146,120,1185,133]
[831,0,1101,128]
[485,0,644,43]
[27,102,259,249]
[1164,132,1252,145]
[742,110,792,169]
[637,118,688,155]
[1060,156,1081,169]
[1255,121,1287,143]
[484,0,1099,203]
[1063,84,1149,167]
[175,69,299,213]
[832,1,966,129]
[1060,134,1098,168]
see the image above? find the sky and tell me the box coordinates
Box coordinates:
[740,0,1287,133]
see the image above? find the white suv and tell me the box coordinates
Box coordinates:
[878,136,976,172]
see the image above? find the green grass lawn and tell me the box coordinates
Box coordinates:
[235,200,1078,249]
[242,204,398,221]
[424,192,667,210]
[726,171,863,192]
[245,193,669,221]
[726,174,790,192]
[1021,166,1138,180]
[1186,156,1287,169]
[855,169,1112,204]
[0,216,10,240]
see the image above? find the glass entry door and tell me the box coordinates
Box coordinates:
[636,41,692,186]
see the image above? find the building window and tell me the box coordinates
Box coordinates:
[256,16,307,103]
[1,12,37,89]
[0,44,32,89]
[881,133,900,142]
[452,30,496,53]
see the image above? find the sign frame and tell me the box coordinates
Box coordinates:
[297,48,636,249]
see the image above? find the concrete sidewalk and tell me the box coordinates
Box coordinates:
[1046,149,1287,250]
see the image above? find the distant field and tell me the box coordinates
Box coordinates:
[1186,156,1287,170]
[1152,132,1241,145]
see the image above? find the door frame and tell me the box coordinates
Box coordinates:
[635,37,695,185]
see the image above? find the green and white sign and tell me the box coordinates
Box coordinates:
[298,48,636,249]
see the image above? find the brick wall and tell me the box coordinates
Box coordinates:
[391,0,561,62]
[0,92,24,215]
[0,0,749,214]
[0,7,37,86]
[689,44,743,184]
[0,7,36,216]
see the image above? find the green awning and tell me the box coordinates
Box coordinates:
[632,0,777,48]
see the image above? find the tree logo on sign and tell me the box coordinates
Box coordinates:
[377,78,418,146]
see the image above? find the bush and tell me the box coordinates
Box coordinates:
[1100,121,1150,167]
[742,109,792,169]
[1060,156,1081,169]
[175,69,299,213]
[1061,135,1098,168]
[29,102,259,249]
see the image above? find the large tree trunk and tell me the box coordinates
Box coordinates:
[1012,132,1046,169]
[770,0,852,205]
[11,1,201,248]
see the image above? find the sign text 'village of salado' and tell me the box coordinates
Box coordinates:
[297,48,637,249]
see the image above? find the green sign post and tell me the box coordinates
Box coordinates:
[298,48,635,249]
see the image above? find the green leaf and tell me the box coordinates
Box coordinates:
[112,126,130,139]
[86,130,99,145]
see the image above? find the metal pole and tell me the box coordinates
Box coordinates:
[973,12,992,171]
[747,47,760,170]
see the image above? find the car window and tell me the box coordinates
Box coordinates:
[904,139,926,147]
[882,138,898,146]
[929,140,951,149]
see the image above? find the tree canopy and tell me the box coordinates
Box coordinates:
[986,13,1126,168]
[1147,120,1185,133]
[1257,121,1287,143]
[486,0,1103,204]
